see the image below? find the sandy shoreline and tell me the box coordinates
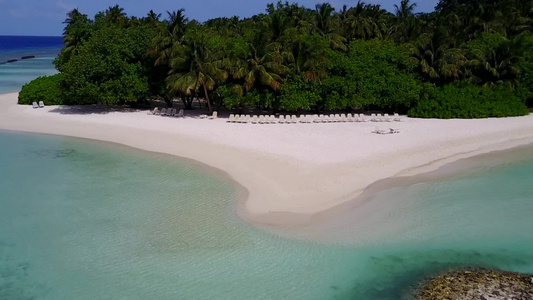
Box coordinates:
[1,92,532,225]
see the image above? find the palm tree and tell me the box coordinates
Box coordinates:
[167,31,228,113]
[105,5,127,26]
[406,27,467,83]
[231,42,286,92]
[60,9,92,65]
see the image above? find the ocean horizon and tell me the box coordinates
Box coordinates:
[1,36,532,299]
[0,35,62,94]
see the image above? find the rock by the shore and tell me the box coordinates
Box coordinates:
[411,268,533,300]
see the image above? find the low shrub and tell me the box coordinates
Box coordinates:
[18,74,63,105]
[408,83,529,118]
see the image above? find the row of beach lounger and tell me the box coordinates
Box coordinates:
[148,107,184,117]
[32,101,45,108]
[228,113,401,124]
[148,107,219,119]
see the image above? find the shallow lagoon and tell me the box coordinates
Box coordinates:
[1,131,532,299]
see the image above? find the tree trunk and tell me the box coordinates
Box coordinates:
[203,83,213,114]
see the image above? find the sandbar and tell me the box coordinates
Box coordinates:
[1,92,532,226]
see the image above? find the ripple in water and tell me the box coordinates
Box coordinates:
[0,131,532,299]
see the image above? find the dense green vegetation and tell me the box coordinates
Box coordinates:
[18,74,63,105]
[20,1,533,118]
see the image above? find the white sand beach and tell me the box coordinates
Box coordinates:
[1,92,532,225]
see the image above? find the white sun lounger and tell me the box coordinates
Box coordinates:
[160,108,167,116]
[32,102,39,109]
[228,114,235,122]
[38,101,45,108]
[394,113,402,122]
[168,108,177,116]
[148,107,158,115]
[251,115,258,124]
[359,114,366,122]
[209,111,218,119]
[175,109,184,118]
[383,113,391,122]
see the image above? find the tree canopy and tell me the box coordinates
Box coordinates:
[21,0,533,118]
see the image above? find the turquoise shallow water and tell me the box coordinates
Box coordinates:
[1,131,532,299]
[0,47,60,94]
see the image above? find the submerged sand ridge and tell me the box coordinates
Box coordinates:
[1,92,532,224]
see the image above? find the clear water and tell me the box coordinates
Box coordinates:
[1,131,532,300]
[0,36,62,94]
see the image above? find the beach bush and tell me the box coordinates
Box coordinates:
[408,83,529,118]
[18,74,63,105]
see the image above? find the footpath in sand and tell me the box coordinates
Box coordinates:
[1,92,532,225]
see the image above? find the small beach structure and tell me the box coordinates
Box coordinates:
[209,111,218,119]
[32,102,38,109]
[38,101,45,108]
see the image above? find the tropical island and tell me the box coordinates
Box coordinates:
[1,1,533,298]
[18,0,533,118]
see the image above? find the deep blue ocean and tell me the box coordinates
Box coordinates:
[0,36,62,93]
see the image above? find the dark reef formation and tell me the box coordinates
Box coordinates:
[411,268,533,300]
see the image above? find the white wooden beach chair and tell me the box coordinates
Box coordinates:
[160,108,167,116]
[258,115,265,124]
[318,114,325,123]
[168,108,177,116]
[278,115,285,124]
[175,109,184,118]
[393,113,402,122]
[245,115,251,123]
[359,114,366,122]
[370,113,376,122]
[269,115,277,124]
[289,115,296,123]
[38,101,45,108]
[228,114,235,122]
[377,113,384,122]
[32,102,39,109]
[372,127,387,134]
[234,114,241,123]
[251,115,258,124]
[346,114,353,122]
[148,107,158,115]
[209,111,218,119]
[383,113,391,122]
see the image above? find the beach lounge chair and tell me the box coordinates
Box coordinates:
[38,101,45,108]
[372,127,387,134]
[209,111,218,119]
[383,113,391,122]
[234,114,241,123]
[359,114,366,122]
[251,115,258,124]
[269,115,277,124]
[346,114,353,122]
[290,115,297,124]
[258,115,265,124]
[394,113,402,122]
[312,115,319,123]
[168,108,177,116]
[228,114,235,122]
[176,109,184,118]
[245,115,251,123]
[299,115,306,123]
[148,107,158,115]
[376,114,383,122]
[160,108,167,116]
[32,102,39,109]
[278,115,285,124]
[370,113,376,122]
